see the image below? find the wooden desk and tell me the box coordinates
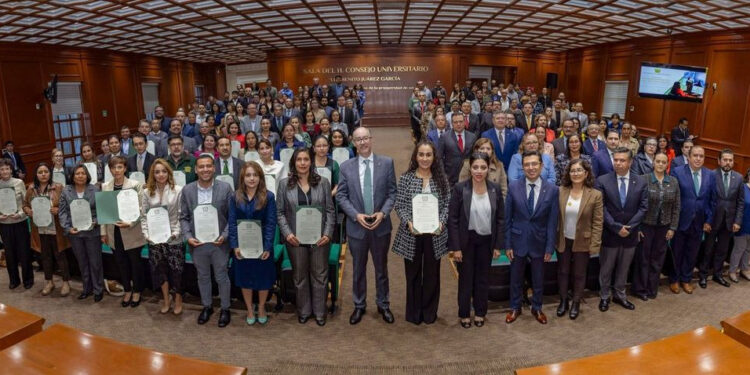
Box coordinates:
[721,310,750,348]
[516,326,750,375]
[0,324,247,375]
[0,303,44,350]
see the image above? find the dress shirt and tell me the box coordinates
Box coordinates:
[617,172,630,196]
[500,98,510,111]
[495,128,505,151]
[526,177,541,211]
[136,151,147,171]
[121,139,130,154]
[219,156,233,175]
[690,167,701,192]
[358,154,374,208]
[197,181,214,204]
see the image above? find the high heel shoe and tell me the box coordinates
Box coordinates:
[121,293,132,308]
[460,319,472,329]
[130,293,141,308]
[160,295,172,314]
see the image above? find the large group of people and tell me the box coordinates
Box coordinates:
[2,77,749,331]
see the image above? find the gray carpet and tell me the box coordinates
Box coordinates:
[2,127,750,375]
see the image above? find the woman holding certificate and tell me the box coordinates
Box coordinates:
[229,162,277,325]
[276,148,335,326]
[79,142,104,184]
[58,165,103,301]
[101,156,147,308]
[51,148,69,185]
[23,163,71,296]
[331,129,355,159]
[0,159,33,290]
[140,159,184,315]
[392,141,450,325]
[448,152,504,328]
[257,139,286,194]
[312,136,340,196]
[274,123,305,161]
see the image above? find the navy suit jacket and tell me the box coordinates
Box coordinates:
[595,172,648,247]
[504,179,559,257]
[591,149,614,177]
[670,154,688,172]
[426,129,449,146]
[481,127,518,172]
[670,165,717,231]
[582,138,606,156]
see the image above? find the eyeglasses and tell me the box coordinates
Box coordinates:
[569,168,585,175]
[353,136,371,144]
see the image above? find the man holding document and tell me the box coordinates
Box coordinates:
[179,154,234,327]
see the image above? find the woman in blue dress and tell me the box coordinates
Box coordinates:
[229,161,277,325]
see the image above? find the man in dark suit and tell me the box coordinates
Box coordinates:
[583,123,606,156]
[411,92,428,142]
[505,150,559,324]
[594,147,648,312]
[669,145,716,294]
[459,101,480,133]
[335,96,356,137]
[120,125,136,157]
[481,112,519,172]
[270,104,288,134]
[336,127,397,325]
[670,117,694,156]
[126,132,155,180]
[214,137,242,189]
[592,128,620,177]
[669,140,693,172]
[438,112,476,185]
[426,114,449,145]
[699,149,744,288]
[154,105,172,133]
[552,119,575,157]
[515,103,535,133]
[2,141,25,179]
[478,102,495,134]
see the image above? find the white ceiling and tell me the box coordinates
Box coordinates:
[1,0,749,63]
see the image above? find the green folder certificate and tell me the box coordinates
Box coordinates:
[95,189,140,224]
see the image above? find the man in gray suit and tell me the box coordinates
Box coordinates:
[336,127,397,325]
[700,149,744,287]
[214,136,242,189]
[241,103,263,134]
[179,154,234,327]
[159,119,197,156]
[438,112,476,185]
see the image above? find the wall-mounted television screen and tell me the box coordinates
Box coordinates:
[638,62,707,102]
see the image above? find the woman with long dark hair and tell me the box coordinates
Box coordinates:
[392,141,451,325]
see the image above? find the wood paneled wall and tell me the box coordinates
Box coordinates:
[561,30,750,170]
[0,43,223,177]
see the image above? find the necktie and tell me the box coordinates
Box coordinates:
[527,183,536,215]
[592,140,598,152]
[724,172,730,196]
[363,159,373,214]
[457,133,464,153]
[619,177,627,207]
[223,160,229,175]
[693,171,700,195]
[286,109,291,117]
[464,118,469,129]
[137,154,144,172]
[499,131,504,153]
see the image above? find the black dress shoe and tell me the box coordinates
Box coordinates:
[121,294,132,308]
[298,316,310,324]
[613,297,635,310]
[218,309,231,327]
[599,299,609,312]
[8,282,20,290]
[77,292,91,300]
[349,308,365,325]
[634,293,649,301]
[473,318,485,327]
[460,320,472,328]
[23,282,34,290]
[197,307,214,325]
[315,318,326,326]
[569,302,580,320]
[556,299,569,317]
[713,275,731,288]
[93,293,103,302]
[378,307,395,324]
[699,277,708,289]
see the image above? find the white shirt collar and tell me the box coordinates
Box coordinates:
[358,154,373,164]
[525,177,540,186]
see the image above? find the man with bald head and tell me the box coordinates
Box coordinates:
[336,127,397,325]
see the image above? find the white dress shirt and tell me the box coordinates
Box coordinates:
[197,181,214,204]
[358,154,374,205]
[616,172,630,196]
[219,156,233,175]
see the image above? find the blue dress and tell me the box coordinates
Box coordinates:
[229,190,277,290]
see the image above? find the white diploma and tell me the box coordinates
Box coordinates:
[412,193,440,234]
[280,148,295,167]
[332,147,350,167]
[146,140,156,155]
[84,162,98,184]
[231,140,242,158]
[53,171,66,186]
[146,206,171,244]
[104,165,113,183]
[244,151,260,162]
[70,198,92,231]
[194,204,220,243]
[216,174,234,190]
[173,171,186,186]
[116,189,140,222]
[265,174,277,195]
[316,167,331,184]
[31,197,52,227]
[0,188,17,215]
[129,171,146,184]
[295,206,322,245]
[237,220,263,259]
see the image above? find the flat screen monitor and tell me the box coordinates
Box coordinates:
[638,62,707,102]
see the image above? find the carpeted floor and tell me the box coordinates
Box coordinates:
[2,126,750,375]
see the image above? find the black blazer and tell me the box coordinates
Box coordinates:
[447,179,504,251]
[712,169,745,231]
[437,130,476,185]
[2,150,25,177]
[126,152,155,179]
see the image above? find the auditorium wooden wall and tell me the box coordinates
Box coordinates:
[0,42,223,177]
[561,29,750,170]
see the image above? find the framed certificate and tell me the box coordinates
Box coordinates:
[231,140,242,158]
[0,188,17,215]
[83,162,98,184]
[412,193,440,234]
[70,198,92,231]
[146,140,156,155]
[280,148,295,167]
[53,171,66,186]
[193,204,220,243]
[116,189,141,222]
[295,205,322,245]
[129,171,146,184]
[104,164,113,183]
[332,147,350,167]
[316,167,331,184]
[244,151,260,162]
[146,206,171,244]
[237,220,263,259]
[31,196,53,227]
[265,174,277,195]
[173,171,186,186]
[216,174,234,190]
